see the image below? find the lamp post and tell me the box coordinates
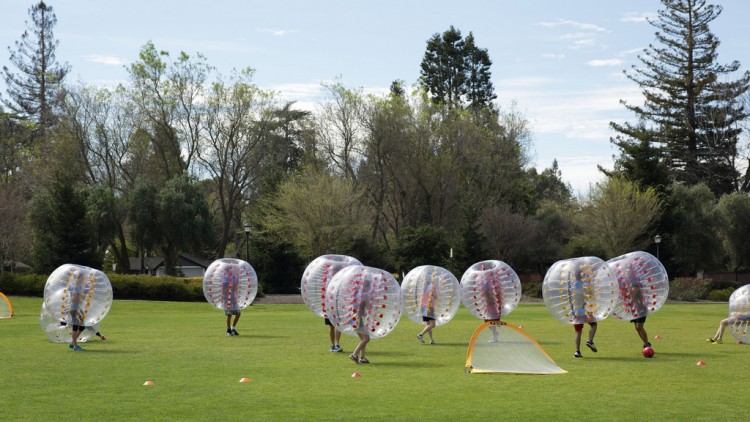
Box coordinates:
[244,223,251,262]
[654,234,662,259]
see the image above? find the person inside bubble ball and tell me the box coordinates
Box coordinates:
[417,280,437,344]
[631,315,651,349]
[349,278,372,364]
[573,322,598,358]
[484,280,502,343]
[223,274,242,336]
[326,317,342,352]
[68,284,88,351]
[706,315,749,344]
[61,321,106,341]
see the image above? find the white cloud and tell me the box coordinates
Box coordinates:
[257,28,293,36]
[85,54,128,66]
[267,82,324,101]
[569,39,595,49]
[542,53,566,60]
[621,12,657,23]
[587,58,624,67]
[619,47,645,57]
[538,19,606,32]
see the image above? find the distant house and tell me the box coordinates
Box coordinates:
[128,253,211,277]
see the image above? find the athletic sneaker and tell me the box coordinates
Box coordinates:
[333,345,342,352]
[430,340,436,345]
[713,339,723,344]
[226,329,233,336]
[706,338,715,343]
[359,358,370,364]
[417,334,425,343]
[72,345,85,351]
[574,351,582,358]
[329,346,337,352]
[349,354,360,364]
[586,340,598,353]
[68,343,74,349]
[232,329,239,336]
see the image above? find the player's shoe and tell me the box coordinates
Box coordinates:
[329,346,337,352]
[417,334,425,343]
[574,351,582,358]
[226,329,233,336]
[72,345,85,351]
[231,329,239,336]
[333,345,342,352]
[586,340,598,352]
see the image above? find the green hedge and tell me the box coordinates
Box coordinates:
[0,273,264,302]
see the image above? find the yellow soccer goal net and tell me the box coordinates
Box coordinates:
[0,292,14,319]
[465,321,566,374]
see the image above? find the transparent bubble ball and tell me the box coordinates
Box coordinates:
[606,251,669,320]
[43,264,113,327]
[325,265,402,339]
[301,255,361,318]
[542,257,618,324]
[401,265,461,326]
[203,258,258,311]
[460,260,521,321]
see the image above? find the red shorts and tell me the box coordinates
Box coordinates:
[574,322,596,332]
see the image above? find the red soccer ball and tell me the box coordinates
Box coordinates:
[642,346,655,358]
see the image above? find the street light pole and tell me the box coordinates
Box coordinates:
[244,223,251,262]
[654,234,662,259]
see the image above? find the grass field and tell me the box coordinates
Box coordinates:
[0,296,744,421]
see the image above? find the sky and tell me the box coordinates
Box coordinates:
[1,0,749,193]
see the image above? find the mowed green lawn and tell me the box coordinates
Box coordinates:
[0,296,744,421]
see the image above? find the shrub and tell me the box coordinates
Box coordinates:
[706,288,733,302]
[0,272,264,301]
[522,279,543,299]
[668,277,710,301]
[0,273,48,296]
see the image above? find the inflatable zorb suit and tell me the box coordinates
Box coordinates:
[326,265,402,339]
[606,251,669,321]
[301,255,362,318]
[203,259,258,311]
[401,265,461,326]
[43,264,113,327]
[460,260,521,321]
[727,284,750,343]
[542,257,618,324]
[40,302,100,343]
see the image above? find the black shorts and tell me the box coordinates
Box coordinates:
[324,318,332,326]
[422,316,435,322]
[72,325,85,331]
[631,316,647,324]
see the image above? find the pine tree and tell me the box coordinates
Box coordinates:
[610,0,749,195]
[2,1,70,131]
[419,26,496,111]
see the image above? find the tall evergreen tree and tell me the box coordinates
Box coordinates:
[419,26,495,111]
[610,0,750,196]
[2,1,69,131]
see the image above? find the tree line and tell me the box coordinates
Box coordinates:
[1,1,749,292]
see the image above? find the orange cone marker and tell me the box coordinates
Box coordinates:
[239,378,250,383]
[143,380,154,386]
[351,372,361,378]
[696,361,705,366]
[654,335,662,339]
